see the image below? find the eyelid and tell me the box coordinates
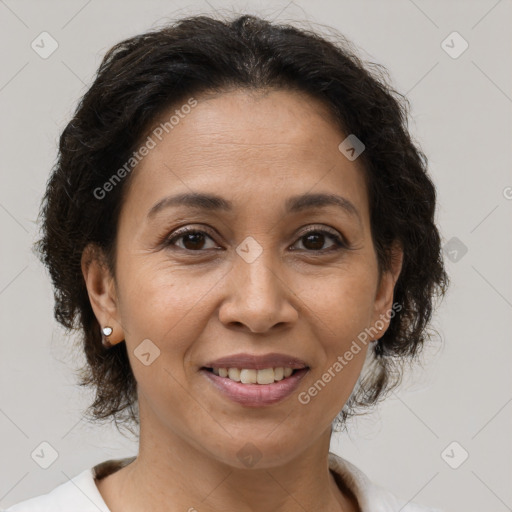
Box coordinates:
[296,224,342,238]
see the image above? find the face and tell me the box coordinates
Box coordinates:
[85,88,402,468]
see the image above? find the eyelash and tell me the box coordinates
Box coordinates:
[163,225,348,254]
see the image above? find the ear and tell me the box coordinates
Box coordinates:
[81,243,125,344]
[370,241,403,339]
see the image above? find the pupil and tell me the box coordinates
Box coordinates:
[304,233,324,250]
[184,232,204,250]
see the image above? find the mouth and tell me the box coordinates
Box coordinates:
[200,366,310,407]
[201,366,306,384]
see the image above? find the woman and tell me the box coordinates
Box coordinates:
[7,13,448,512]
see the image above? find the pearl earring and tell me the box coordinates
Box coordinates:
[101,326,113,348]
[102,326,113,337]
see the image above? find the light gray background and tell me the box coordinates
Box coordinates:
[1,1,511,511]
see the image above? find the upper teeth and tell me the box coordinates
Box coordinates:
[212,367,295,384]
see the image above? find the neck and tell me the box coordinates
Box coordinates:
[96,404,359,512]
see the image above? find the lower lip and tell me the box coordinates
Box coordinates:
[200,368,309,407]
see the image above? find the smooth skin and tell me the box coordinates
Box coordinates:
[82,88,403,512]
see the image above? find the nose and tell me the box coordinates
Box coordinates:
[218,252,299,334]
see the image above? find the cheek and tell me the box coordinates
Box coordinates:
[297,271,374,419]
[293,260,376,405]
[116,257,224,349]
[294,262,378,342]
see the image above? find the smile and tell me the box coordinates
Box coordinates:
[207,366,296,383]
[200,367,309,406]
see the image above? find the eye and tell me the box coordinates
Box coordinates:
[165,227,219,251]
[290,226,346,253]
[164,225,347,253]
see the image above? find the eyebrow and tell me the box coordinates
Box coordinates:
[147,192,361,223]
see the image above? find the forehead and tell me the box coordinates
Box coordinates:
[122,88,370,224]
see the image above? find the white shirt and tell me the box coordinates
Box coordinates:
[4,452,442,512]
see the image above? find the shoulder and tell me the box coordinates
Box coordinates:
[3,468,108,512]
[3,460,125,512]
[4,457,136,512]
[328,452,443,512]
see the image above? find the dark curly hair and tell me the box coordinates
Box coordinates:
[34,13,449,435]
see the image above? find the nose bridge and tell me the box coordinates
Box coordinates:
[235,240,282,307]
[219,237,297,332]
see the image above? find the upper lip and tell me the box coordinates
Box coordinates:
[202,352,309,370]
